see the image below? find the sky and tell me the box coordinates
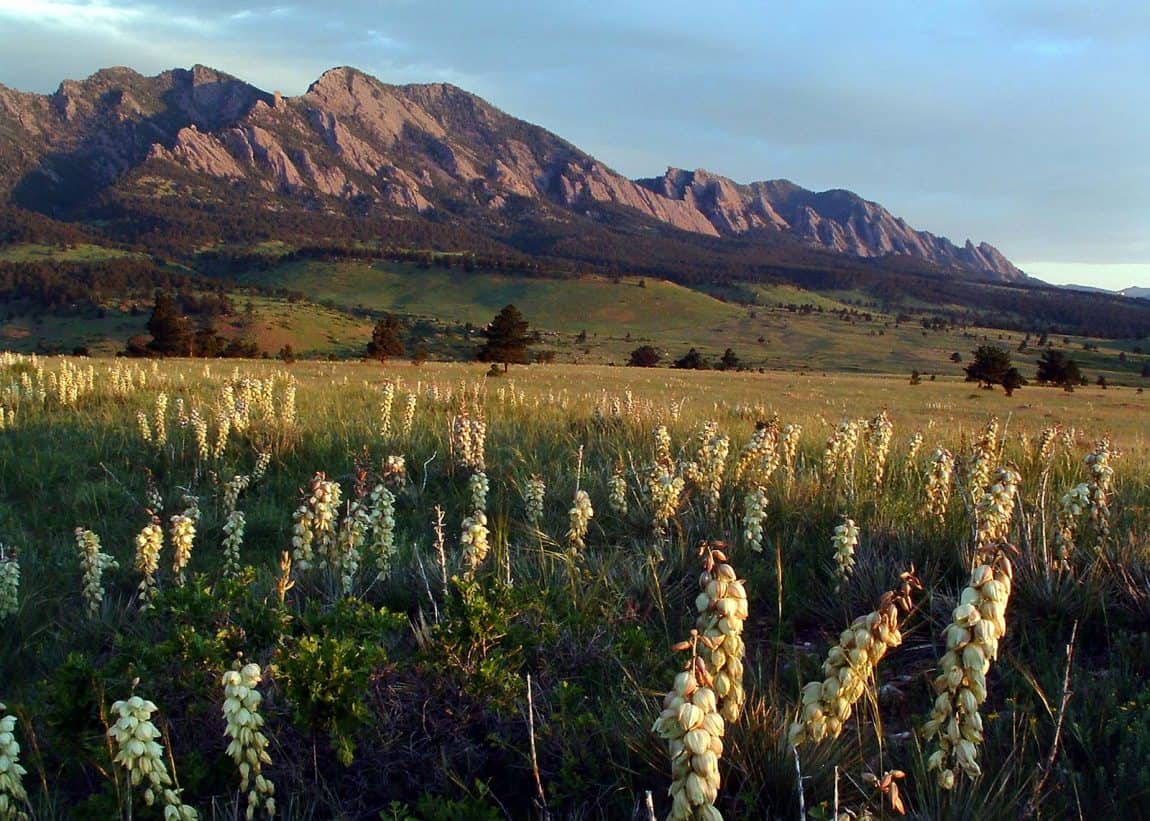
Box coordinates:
[0,1,1147,290]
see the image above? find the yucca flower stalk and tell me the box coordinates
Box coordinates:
[1084,438,1114,545]
[190,407,209,461]
[169,515,196,588]
[524,475,546,527]
[334,498,369,595]
[925,448,955,523]
[963,419,998,509]
[379,381,395,437]
[866,409,894,488]
[607,462,628,516]
[461,511,490,573]
[0,704,29,821]
[153,392,169,447]
[137,410,153,445]
[923,548,1013,789]
[134,519,164,610]
[221,662,275,820]
[367,484,398,580]
[291,473,341,573]
[1052,483,1089,568]
[973,466,1021,548]
[0,546,19,619]
[652,643,726,821]
[832,516,860,588]
[469,471,489,518]
[694,543,749,723]
[790,569,920,746]
[222,511,246,581]
[107,695,197,819]
[567,489,594,554]
[76,527,117,618]
[780,423,802,488]
[732,418,780,489]
[741,487,767,553]
[401,392,417,437]
[692,421,730,519]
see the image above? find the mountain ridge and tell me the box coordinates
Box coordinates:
[0,63,1023,280]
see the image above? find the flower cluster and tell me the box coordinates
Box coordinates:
[925,448,955,523]
[1085,438,1114,542]
[567,489,594,554]
[367,484,398,579]
[169,514,196,587]
[923,550,1013,789]
[607,464,628,516]
[832,517,860,587]
[790,570,920,746]
[222,511,246,580]
[906,431,924,467]
[1053,483,1090,567]
[964,418,999,507]
[461,512,490,572]
[76,527,117,618]
[742,487,768,553]
[401,392,417,437]
[379,382,395,436]
[652,660,726,821]
[0,704,29,820]
[780,423,802,487]
[291,473,341,572]
[451,408,486,471]
[524,475,546,527]
[823,419,863,487]
[468,471,489,517]
[0,546,19,619]
[134,519,164,609]
[866,409,894,488]
[107,695,197,819]
[732,418,780,489]
[695,544,749,723]
[974,466,1021,547]
[222,663,275,819]
[692,422,730,518]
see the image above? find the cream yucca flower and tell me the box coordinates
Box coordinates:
[190,406,209,461]
[567,489,594,553]
[383,454,407,487]
[134,519,164,610]
[221,663,275,819]
[291,473,341,573]
[925,448,955,523]
[742,487,768,553]
[107,695,197,819]
[0,546,20,619]
[780,423,801,488]
[964,419,998,508]
[367,484,398,580]
[607,463,628,516]
[832,516,860,587]
[923,548,1013,788]
[974,466,1021,547]
[223,475,251,516]
[461,511,490,572]
[652,658,726,821]
[0,704,29,821]
[1053,483,1090,567]
[153,392,169,447]
[379,381,395,437]
[169,515,196,588]
[334,497,369,595]
[692,422,730,519]
[137,410,153,444]
[222,511,246,581]
[732,418,780,489]
[76,527,117,618]
[469,471,489,517]
[252,450,272,483]
[1084,438,1114,544]
[401,392,417,437]
[524,475,546,527]
[694,544,749,723]
[790,570,920,746]
[865,409,894,488]
[906,431,924,468]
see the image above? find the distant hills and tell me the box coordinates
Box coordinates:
[1064,284,1150,300]
[0,64,1023,280]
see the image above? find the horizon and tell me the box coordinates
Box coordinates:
[0,2,1147,290]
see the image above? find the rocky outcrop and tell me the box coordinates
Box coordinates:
[0,63,1023,280]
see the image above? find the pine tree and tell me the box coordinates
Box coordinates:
[367,316,405,362]
[145,292,191,357]
[477,304,532,371]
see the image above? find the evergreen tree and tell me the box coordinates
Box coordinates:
[719,348,740,371]
[1036,349,1082,387]
[145,292,191,357]
[964,345,1020,393]
[367,315,405,361]
[628,345,661,367]
[477,304,532,371]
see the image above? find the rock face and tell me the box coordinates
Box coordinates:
[0,64,1023,280]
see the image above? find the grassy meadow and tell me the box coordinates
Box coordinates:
[1,355,1149,819]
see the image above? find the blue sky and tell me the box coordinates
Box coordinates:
[0,1,1147,289]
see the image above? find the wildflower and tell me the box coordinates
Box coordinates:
[832,517,860,588]
[170,515,196,587]
[974,466,1021,547]
[76,528,117,618]
[222,511,246,580]
[222,663,275,820]
[742,487,768,553]
[695,544,749,722]
[367,484,398,580]
[107,695,197,819]
[524,475,546,527]
[0,704,29,821]
[925,448,955,523]
[607,463,628,516]
[0,547,19,619]
[461,511,490,571]
[922,549,1013,788]
[866,409,894,488]
[469,471,489,518]
[134,520,164,609]
[568,489,594,553]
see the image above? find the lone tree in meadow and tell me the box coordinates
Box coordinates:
[1035,349,1082,388]
[145,291,192,357]
[964,344,1025,395]
[628,345,661,367]
[477,304,532,371]
[367,315,405,362]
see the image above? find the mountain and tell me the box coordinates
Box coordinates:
[0,64,1023,280]
[1120,286,1150,300]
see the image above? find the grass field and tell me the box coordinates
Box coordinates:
[1,354,1149,818]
